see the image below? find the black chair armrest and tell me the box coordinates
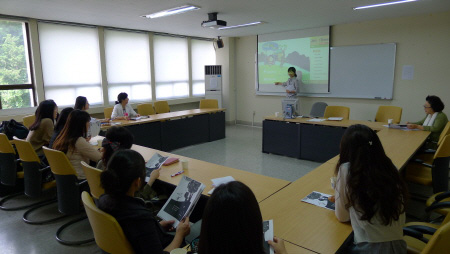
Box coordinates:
[403,227,429,243]
[435,191,450,202]
[421,162,433,168]
[76,179,88,187]
[406,225,437,235]
[425,201,450,213]
[412,158,424,164]
[38,166,51,172]
[422,148,436,154]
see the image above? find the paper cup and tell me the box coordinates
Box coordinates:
[181,160,189,170]
[388,119,393,124]
[275,112,280,117]
[97,138,103,147]
[170,249,187,254]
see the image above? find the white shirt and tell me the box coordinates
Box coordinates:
[334,162,405,243]
[282,77,299,98]
[111,103,137,119]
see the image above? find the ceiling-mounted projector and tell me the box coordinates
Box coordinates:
[201,12,227,28]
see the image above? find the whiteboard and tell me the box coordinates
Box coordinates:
[299,43,396,99]
[257,43,396,99]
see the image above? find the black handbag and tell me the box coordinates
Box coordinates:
[0,119,29,140]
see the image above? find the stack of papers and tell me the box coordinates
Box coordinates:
[327,117,344,121]
[307,118,326,122]
[301,191,335,211]
[208,176,236,194]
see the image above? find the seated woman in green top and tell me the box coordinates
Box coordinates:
[407,95,448,144]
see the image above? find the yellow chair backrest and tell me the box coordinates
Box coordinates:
[199,99,218,109]
[104,107,114,119]
[82,192,134,254]
[81,161,104,200]
[437,122,450,146]
[434,135,450,159]
[154,101,170,114]
[323,106,350,120]
[42,146,77,176]
[375,106,402,124]
[13,137,40,162]
[137,103,155,116]
[422,218,450,254]
[22,115,36,129]
[0,133,15,154]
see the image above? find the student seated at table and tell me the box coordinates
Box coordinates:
[75,95,109,122]
[111,92,140,120]
[52,110,102,180]
[198,181,287,254]
[407,95,448,146]
[49,107,73,148]
[331,124,407,254]
[26,99,58,156]
[98,149,190,254]
[97,126,160,202]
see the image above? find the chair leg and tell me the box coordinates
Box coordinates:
[55,214,94,246]
[22,198,70,225]
[0,192,50,211]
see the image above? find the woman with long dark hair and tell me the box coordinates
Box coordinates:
[26,99,58,155]
[74,96,89,111]
[52,110,101,179]
[98,149,190,253]
[49,107,74,148]
[198,181,287,254]
[332,124,408,253]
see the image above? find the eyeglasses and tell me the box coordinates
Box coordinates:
[423,105,431,108]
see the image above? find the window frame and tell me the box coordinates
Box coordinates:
[0,21,37,109]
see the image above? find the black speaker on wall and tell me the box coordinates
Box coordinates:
[216,36,224,48]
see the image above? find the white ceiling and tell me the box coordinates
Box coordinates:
[1,0,449,38]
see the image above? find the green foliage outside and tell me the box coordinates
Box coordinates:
[0,20,32,109]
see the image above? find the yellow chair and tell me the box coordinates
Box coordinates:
[0,133,22,185]
[104,107,114,119]
[82,191,134,254]
[42,146,94,245]
[199,99,219,109]
[137,103,155,116]
[404,212,450,254]
[323,106,350,120]
[22,114,36,129]
[81,161,104,200]
[375,106,402,124]
[425,191,450,217]
[414,122,450,164]
[154,101,170,114]
[406,135,450,193]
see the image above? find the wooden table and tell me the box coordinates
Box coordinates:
[260,120,430,253]
[131,144,290,202]
[101,109,226,151]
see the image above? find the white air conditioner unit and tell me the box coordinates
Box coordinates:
[205,65,223,108]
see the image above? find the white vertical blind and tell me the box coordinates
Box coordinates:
[153,35,189,99]
[191,40,216,96]
[38,23,102,106]
[104,30,152,103]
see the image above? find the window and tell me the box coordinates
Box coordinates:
[0,19,35,109]
[104,30,152,104]
[191,39,216,96]
[153,35,189,99]
[38,23,102,107]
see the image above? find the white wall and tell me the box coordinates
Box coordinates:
[231,11,450,126]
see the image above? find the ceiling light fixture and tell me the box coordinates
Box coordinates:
[353,0,417,10]
[141,5,200,19]
[218,21,263,30]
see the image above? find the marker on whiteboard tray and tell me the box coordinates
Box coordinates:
[374,97,382,99]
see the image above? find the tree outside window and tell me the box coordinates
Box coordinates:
[0,19,35,109]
